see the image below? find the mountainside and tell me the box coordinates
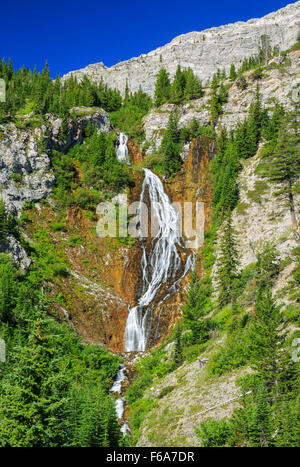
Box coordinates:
[63,1,300,96]
[0,2,299,448]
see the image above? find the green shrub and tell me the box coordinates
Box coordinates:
[195,418,234,447]
[50,220,66,232]
[158,385,177,399]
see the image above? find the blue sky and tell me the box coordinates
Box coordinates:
[0,0,296,77]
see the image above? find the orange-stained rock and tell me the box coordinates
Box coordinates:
[149,135,215,347]
[25,136,215,353]
[127,137,144,166]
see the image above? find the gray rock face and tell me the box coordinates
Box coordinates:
[62,1,300,96]
[211,147,300,306]
[143,49,300,153]
[0,235,31,270]
[0,123,55,216]
[0,108,112,216]
[0,108,112,268]
[44,108,112,153]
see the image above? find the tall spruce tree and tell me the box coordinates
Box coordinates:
[248,383,273,447]
[160,110,182,176]
[263,111,300,235]
[170,65,186,103]
[154,68,171,107]
[229,64,237,80]
[216,212,239,307]
[250,287,290,401]
[182,271,212,343]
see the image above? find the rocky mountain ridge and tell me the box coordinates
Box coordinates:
[143,48,300,155]
[62,1,300,96]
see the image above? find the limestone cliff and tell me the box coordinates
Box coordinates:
[143,48,300,152]
[62,2,300,96]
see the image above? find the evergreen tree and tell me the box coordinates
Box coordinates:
[173,324,183,367]
[209,89,222,125]
[170,65,186,103]
[183,68,203,101]
[154,68,171,107]
[263,112,300,235]
[0,292,70,446]
[229,64,237,80]
[248,383,273,447]
[182,272,212,343]
[250,287,290,401]
[216,212,239,307]
[159,110,182,176]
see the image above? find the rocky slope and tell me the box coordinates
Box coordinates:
[0,108,111,271]
[63,1,300,96]
[143,48,300,153]
[0,108,111,216]
[130,139,299,448]
[136,351,250,447]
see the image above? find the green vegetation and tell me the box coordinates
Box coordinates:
[182,271,212,344]
[0,200,19,244]
[125,86,299,447]
[1,40,299,448]
[196,286,299,447]
[51,129,132,208]
[0,255,121,447]
[0,59,122,120]
[110,85,152,142]
[261,111,300,233]
[154,66,203,107]
[215,212,239,308]
[158,110,182,176]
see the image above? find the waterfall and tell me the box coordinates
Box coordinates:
[110,364,126,393]
[124,169,191,352]
[110,363,131,436]
[116,133,129,162]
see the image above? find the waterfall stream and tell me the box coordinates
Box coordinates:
[124,168,192,352]
[116,133,129,162]
[110,364,130,435]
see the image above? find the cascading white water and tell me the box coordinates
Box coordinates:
[110,364,126,393]
[116,133,129,162]
[124,169,190,352]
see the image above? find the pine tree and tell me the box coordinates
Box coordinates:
[248,383,273,447]
[0,199,7,242]
[170,65,186,103]
[160,110,182,176]
[263,112,300,235]
[0,256,18,323]
[216,212,239,307]
[154,68,170,107]
[218,83,228,104]
[229,64,237,80]
[209,89,222,125]
[183,68,202,101]
[182,272,212,343]
[0,292,70,446]
[250,287,290,401]
[173,324,183,367]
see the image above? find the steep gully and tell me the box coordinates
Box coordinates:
[112,133,215,434]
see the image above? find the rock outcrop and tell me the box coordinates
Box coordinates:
[0,108,112,216]
[211,146,300,305]
[62,2,300,96]
[0,122,55,216]
[0,235,31,270]
[143,48,300,153]
[0,108,112,270]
